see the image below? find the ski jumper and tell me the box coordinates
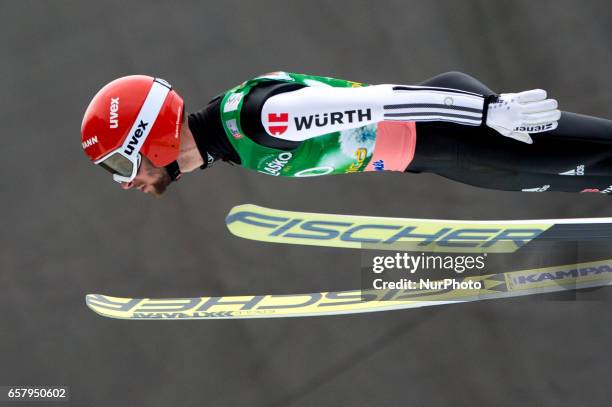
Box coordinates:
[187,71,612,193]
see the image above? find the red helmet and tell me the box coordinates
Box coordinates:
[81,75,184,182]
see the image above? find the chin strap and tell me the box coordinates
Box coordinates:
[165,161,182,182]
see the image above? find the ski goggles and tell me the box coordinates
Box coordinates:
[94,78,171,183]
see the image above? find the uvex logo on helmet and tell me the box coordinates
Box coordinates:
[123,120,149,156]
[109,97,119,128]
[267,113,288,136]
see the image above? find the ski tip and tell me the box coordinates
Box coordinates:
[85,294,134,320]
[85,294,108,318]
[226,203,262,216]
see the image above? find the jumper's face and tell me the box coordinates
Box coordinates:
[119,155,171,197]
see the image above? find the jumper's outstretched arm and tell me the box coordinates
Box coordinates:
[261,84,560,144]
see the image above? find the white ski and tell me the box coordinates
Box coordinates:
[225,204,612,253]
[86,259,612,320]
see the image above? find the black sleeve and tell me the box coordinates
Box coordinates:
[188,81,308,167]
[240,81,306,150]
[188,96,241,165]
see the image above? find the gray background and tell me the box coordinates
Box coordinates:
[2,0,612,405]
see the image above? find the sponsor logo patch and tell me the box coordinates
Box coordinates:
[226,210,547,251]
[345,148,368,174]
[373,159,385,171]
[294,109,372,131]
[521,185,550,192]
[82,136,98,149]
[514,123,554,132]
[559,165,585,176]
[225,119,243,139]
[511,264,612,287]
[206,152,215,166]
[580,185,612,194]
[223,92,244,113]
[267,113,289,136]
[260,152,293,176]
